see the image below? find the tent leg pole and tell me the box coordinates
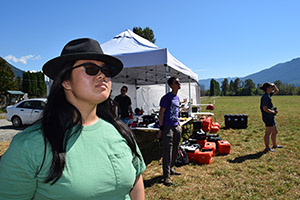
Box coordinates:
[188,77,191,116]
[164,64,169,94]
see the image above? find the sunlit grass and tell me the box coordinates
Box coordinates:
[143,96,300,200]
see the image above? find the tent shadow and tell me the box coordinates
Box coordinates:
[227,150,267,163]
[143,175,164,188]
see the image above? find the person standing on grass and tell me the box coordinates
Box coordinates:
[158,76,182,186]
[260,82,283,152]
[0,38,146,199]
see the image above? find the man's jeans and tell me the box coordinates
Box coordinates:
[162,125,182,178]
[120,117,129,126]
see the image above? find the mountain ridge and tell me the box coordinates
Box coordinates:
[199,57,300,89]
[0,57,24,78]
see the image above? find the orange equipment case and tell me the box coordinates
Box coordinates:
[187,149,213,165]
[217,140,231,155]
[196,139,207,148]
[203,142,216,156]
[201,116,212,133]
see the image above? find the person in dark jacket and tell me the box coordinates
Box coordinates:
[260,82,283,152]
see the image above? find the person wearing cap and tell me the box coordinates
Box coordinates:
[158,76,182,186]
[260,82,283,152]
[0,38,146,199]
[114,85,133,125]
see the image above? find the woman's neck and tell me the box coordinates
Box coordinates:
[74,103,99,126]
[81,109,99,126]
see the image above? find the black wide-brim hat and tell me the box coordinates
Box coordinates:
[42,38,123,79]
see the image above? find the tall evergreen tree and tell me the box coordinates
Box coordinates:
[133,27,156,43]
[233,78,241,95]
[229,80,234,95]
[214,80,220,96]
[16,75,23,91]
[37,72,46,97]
[30,72,38,96]
[221,78,229,96]
[242,79,256,96]
[22,72,30,94]
[209,79,215,96]
[0,57,17,94]
[209,79,220,96]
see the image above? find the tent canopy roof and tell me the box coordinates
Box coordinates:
[101,29,198,85]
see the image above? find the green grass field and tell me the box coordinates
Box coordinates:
[143,96,300,200]
[0,96,299,199]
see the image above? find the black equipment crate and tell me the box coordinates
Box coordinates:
[192,121,202,130]
[224,114,248,129]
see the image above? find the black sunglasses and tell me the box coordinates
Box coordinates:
[71,62,112,77]
[174,80,181,85]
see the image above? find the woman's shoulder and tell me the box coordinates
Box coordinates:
[12,122,44,148]
[3,122,46,166]
[261,93,269,98]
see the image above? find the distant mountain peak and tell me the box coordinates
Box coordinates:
[199,57,300,89]
[0,57,24,78]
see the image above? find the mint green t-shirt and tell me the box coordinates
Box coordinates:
[0,118,146,200]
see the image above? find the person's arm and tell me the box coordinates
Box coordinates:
[129,175,145,200]
[263,106,277,115]
[113,97,120,117]
[158,107,166,127]
[157,107,166,139]
[129,105,133,115]
[272,83,279,95]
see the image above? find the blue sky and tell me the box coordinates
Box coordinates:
[1,0,300,80]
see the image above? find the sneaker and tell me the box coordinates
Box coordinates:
[272,145,283,149]
[164,177,173,186]
[264,147,276,152]
[170,170,181,176]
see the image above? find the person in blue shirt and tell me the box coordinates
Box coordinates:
[260,82,283,152]
[158,77,182,186]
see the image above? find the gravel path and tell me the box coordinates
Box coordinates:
[0,119,24,142]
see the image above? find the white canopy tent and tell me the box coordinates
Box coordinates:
[101,29,200,114]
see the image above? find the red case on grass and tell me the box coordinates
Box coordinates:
[217,140,231,155]
[201,117,212,133]
[210,125,220,133]
[203,142,216,156]
[187,149,213,165]
[198,150,213,164]
[196,139,207,148]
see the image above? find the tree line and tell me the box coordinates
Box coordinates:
[0,57,46,98]
[208,78,300,96]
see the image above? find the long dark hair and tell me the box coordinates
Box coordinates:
[40,62,140,184]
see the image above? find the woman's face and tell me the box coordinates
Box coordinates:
[266,86,273,93]
[62,59,112,106]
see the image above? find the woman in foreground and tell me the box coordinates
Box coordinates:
[0,38,146,199]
